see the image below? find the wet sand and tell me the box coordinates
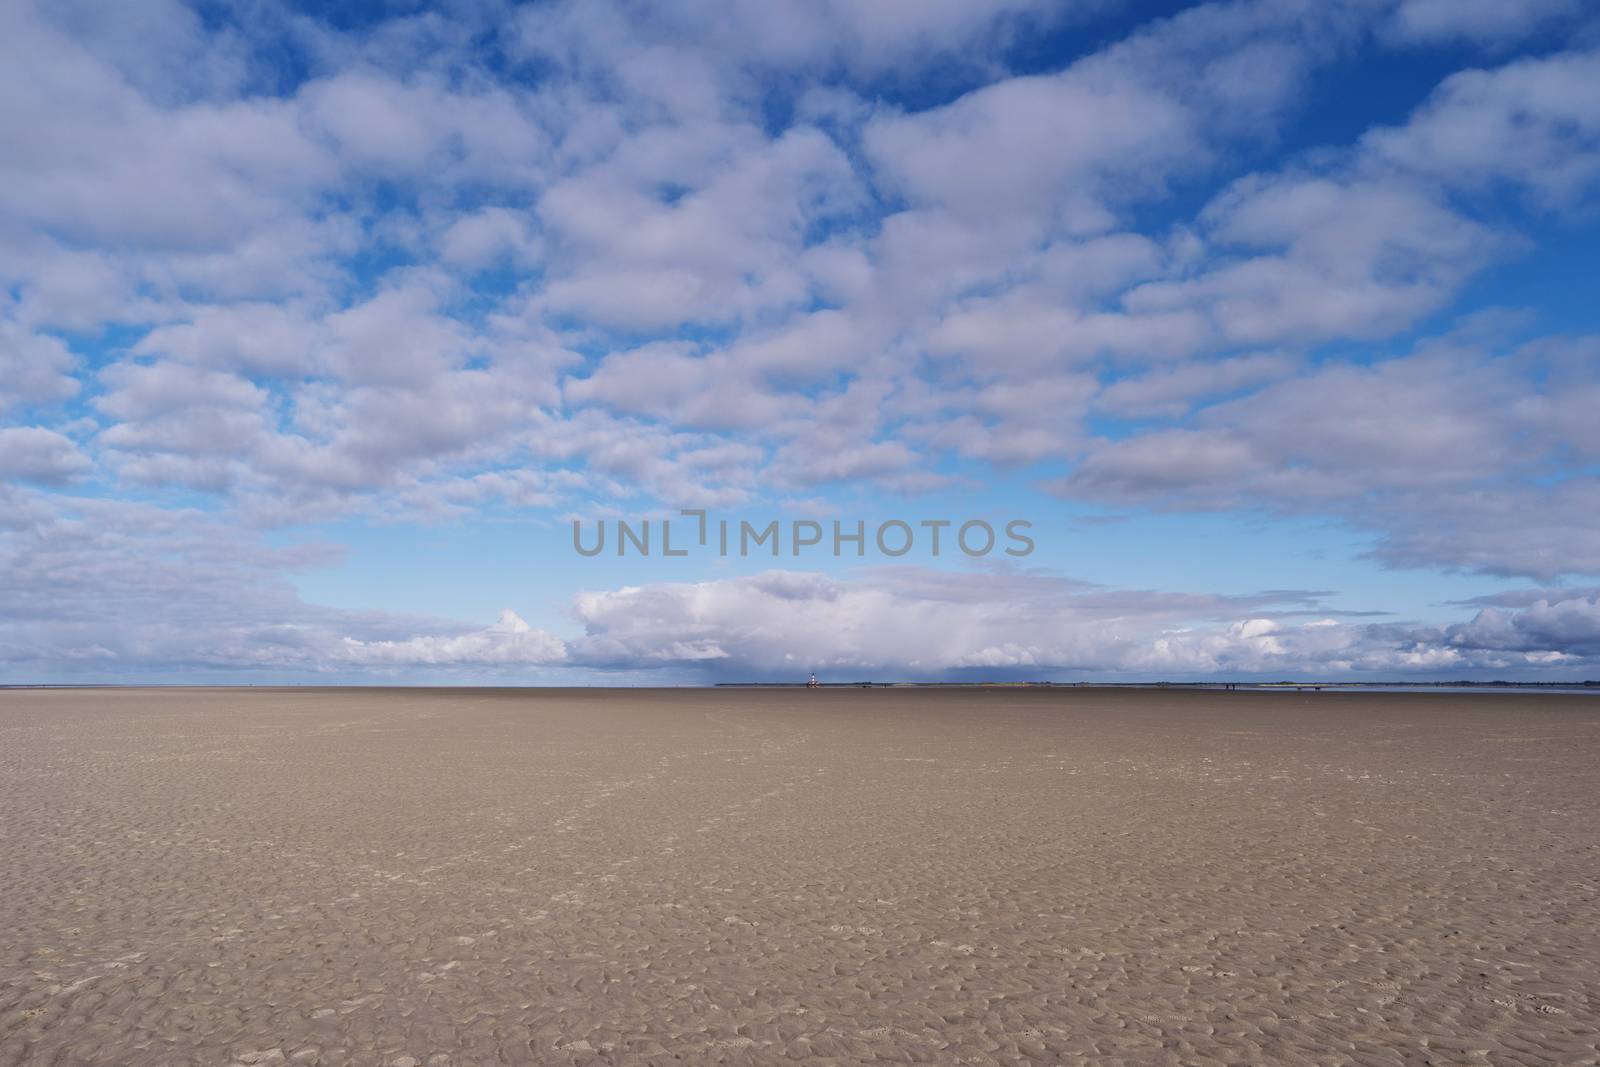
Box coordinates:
[2,686,1597,1065]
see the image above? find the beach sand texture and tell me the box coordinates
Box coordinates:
[1,686,1597,1065]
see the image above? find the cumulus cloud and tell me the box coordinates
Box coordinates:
[1127,176,1504,345]
[1096,353,1299,419]
[134,303,325,378]
[339,609,567,666]
[1059,336,1600,579]
[0,488,564,678]
[3,0,1599,681]
[3,476,1596,680]
[1363,480,1600,580]
[1383,0,1582,46]
[11,0,1588,528]
[512,0,1090,89]
[568,567,1600,679]
[0,318,79,414]
[1363,48,1600,208]
[0,427,91,484]
[563,567,1267,676]
[1443,594,1600,657]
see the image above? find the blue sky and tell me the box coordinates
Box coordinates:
[2,0,1599,683]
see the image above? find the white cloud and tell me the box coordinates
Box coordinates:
[97,360,267,422]
[568,568,1333,674]
[0,314,79,413]
[567,567,1600,678]
[1365,479,1600,580]
[1127,175,1504,347]
[1443,593,1600,655]
[1383,0,1581,46]
[513,0,1092,86]
[1363,48,1600,208]
[537,124,860,330]
[436,207,543,271]
[3,478,1596,679]
[1060,337,1600,579]
[0,427,91,484]
[1097,352,1299,419]
[339,609,567,666]
[134,303,324,378]
[2,0,1599,685]
[864,70,1190,233]
[0,487,566,677]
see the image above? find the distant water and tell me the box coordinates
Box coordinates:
[1250,685,1600,695]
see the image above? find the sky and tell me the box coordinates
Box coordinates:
[2,0,1599,684]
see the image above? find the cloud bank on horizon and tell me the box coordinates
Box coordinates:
[2,0,1599,682]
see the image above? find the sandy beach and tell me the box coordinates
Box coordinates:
[1,686,1596,1065]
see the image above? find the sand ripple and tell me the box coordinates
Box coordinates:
[2,687,1597,1065]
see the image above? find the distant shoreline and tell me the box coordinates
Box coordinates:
[4,680,1599,693]
[716,680,1600,692]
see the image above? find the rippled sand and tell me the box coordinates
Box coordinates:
[2,686,1597,1065]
